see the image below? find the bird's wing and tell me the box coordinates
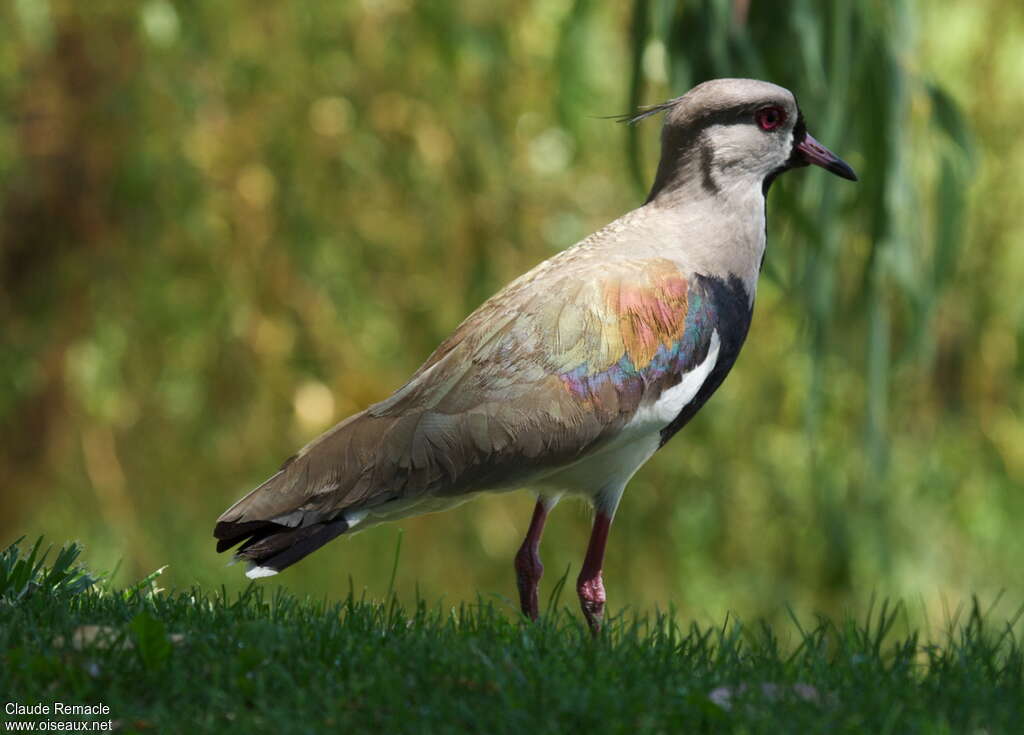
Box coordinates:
[216,255,720,540]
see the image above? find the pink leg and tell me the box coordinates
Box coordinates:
[514,499,551,620]
[577,511,612,635]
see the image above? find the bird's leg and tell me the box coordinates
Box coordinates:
[577,511,612,636]
[514,498,552,620]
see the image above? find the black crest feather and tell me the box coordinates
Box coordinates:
[609,99,678,125]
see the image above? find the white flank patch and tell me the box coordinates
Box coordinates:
[537,330,723,500]
[627,330,721,432]
[344,509,369,528]
[245,565,279,579]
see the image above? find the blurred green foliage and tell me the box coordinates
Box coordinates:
[1,0,1022,626]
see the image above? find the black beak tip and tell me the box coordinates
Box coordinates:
[829,159,859,182]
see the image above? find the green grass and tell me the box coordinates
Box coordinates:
[2,539,1023,734]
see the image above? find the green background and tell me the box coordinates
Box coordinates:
[2,0,1022,627]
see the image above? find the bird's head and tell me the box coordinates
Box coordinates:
[636,78,857,203]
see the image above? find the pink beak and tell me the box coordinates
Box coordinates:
[796,132,858,181]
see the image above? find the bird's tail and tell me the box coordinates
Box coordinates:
[212,411,384,577]
[213,515,352,578]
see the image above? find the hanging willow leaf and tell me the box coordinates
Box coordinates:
[627,0,976,589]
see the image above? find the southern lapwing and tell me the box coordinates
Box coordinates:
[214,78,857,633]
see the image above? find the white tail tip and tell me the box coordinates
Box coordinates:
[344,509,369,529]
[246,565,279,579]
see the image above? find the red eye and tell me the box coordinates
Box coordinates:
[755,106,786,131]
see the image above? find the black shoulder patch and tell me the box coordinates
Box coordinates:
[659,273,753,447]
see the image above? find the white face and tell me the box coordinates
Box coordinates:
[702,99,801,183]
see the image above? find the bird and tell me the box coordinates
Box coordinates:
[213,78,857,634]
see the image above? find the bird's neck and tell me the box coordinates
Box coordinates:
[643,173,768,304]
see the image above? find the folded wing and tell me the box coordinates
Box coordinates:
[214,255,719,573]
